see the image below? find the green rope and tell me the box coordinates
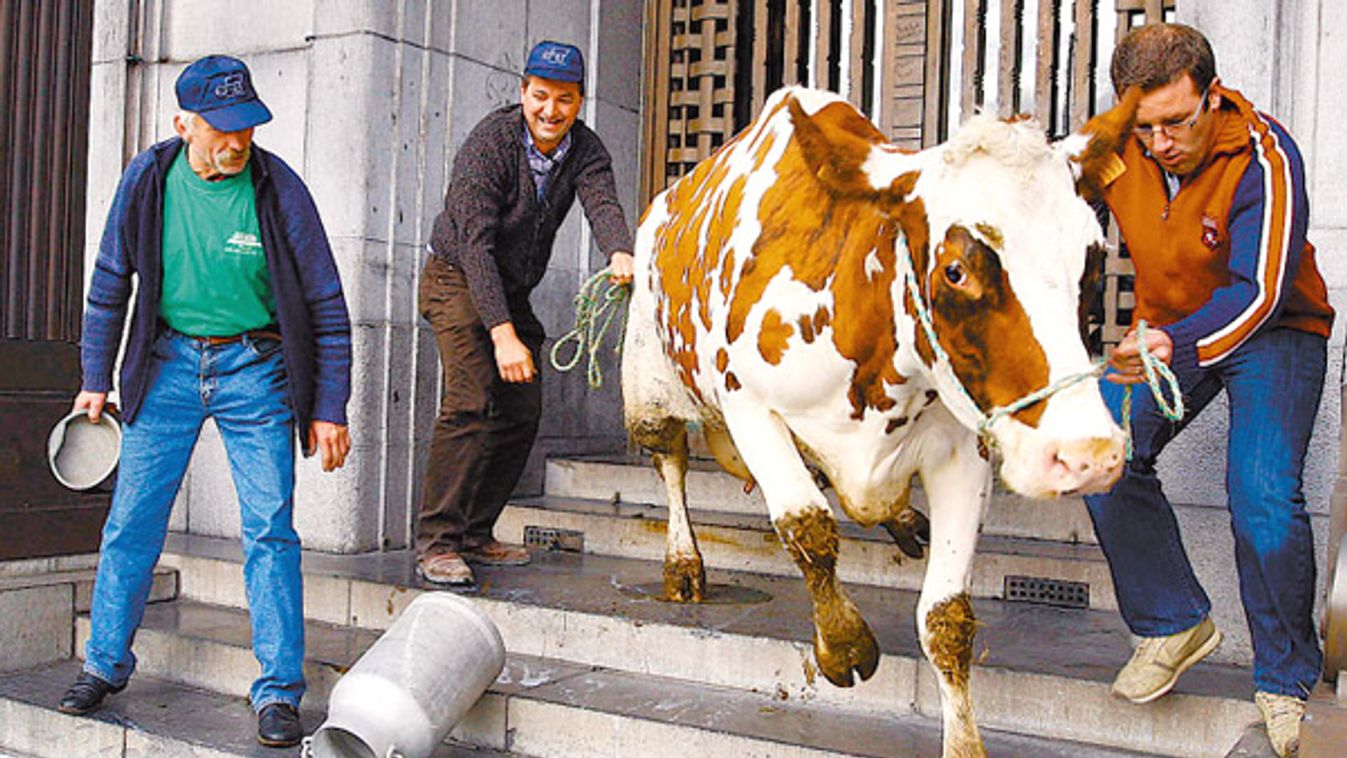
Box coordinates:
[549,267,630,389]
[1120,319,1185,459]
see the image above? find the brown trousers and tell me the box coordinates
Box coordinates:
[416,256,543,557]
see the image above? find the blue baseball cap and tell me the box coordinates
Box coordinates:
[524,41,585,86]
[175,55,272,132]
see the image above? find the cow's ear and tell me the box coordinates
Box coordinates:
[786,95,888,197]
[1060,86,1141,200]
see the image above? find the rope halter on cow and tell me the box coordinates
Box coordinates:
[901,252,1183,458]
[549,266,630,389]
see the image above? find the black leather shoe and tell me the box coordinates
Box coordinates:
[257,702,303,748]
[58,671,125,715]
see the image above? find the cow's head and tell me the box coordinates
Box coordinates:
[787,93,1137,498]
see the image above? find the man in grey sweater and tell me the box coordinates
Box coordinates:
[416,40,634,585]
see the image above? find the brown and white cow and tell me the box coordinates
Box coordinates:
[622,86,1138,757]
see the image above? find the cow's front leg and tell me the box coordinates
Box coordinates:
[918,431,991,758]
[725,403,879,687]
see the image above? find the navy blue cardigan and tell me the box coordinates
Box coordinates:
[81,138,352,454]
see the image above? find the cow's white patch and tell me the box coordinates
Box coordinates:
[863,250,884,281]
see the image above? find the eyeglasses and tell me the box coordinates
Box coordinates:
[1132,87,1211,142]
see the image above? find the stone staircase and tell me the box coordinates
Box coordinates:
[0,453,1310,757]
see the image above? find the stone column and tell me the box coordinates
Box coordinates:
[85,0,644,554]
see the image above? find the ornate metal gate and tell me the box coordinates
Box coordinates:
[0,0,105,560]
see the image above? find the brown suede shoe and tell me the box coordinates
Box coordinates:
[416,552,474,585]
[462,540,531,566]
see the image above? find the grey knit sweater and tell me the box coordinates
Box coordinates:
[429,104,633,329]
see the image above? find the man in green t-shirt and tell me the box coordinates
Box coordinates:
[62,55,353,749]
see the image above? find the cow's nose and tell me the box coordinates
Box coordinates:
[1047,436,1124,493]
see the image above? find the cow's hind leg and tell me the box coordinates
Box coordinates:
[724,402,879,687]
[918,434,991,758]
[883,506,930,559]
[628,414,704,602]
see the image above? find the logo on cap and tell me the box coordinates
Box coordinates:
[214,73,248,100]
[540,47,570,66]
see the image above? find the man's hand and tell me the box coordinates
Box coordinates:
[309,421,351,472]
[490,322,536,383]
[1107,327,1174,384]
[608,251,635,287]
[73,391,110,423]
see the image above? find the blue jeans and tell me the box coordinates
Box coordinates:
[1085,327,1325,698]
[84,329,305,711]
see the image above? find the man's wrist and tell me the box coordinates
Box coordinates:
[489,322,518,345]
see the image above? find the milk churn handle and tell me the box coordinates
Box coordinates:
[297,736,403,758]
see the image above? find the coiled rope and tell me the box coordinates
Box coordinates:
[1118,319,1185,458]
[549,267,630,389]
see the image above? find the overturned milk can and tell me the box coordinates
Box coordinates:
[306,592,505,758]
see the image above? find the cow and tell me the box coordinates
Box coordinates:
[621,86,1139,757]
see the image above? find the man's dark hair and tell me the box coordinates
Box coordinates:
[522,74,585,97]
[1110,23,1216,95]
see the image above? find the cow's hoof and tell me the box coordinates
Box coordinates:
[663,556,706,602]
[883,508,930,559]
[813,617,880,687]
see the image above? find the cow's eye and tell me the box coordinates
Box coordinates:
[944,261,966,286]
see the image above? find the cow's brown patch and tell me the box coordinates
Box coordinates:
[973,222,1004,251]
[927,225,1049,427]
[726,96,920,419]
[776,507,879,687]
[798,314,816,343]
[813,305,831,332]
[725,371,741,391]
[653,133,753,400]
[885,416,909,434]
[715,348,729,373]
[758,308,794,365]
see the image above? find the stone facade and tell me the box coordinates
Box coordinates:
[84,0,1344,556]
[85,0,641,553]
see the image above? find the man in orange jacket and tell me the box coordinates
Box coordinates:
[1085,23,1333,758]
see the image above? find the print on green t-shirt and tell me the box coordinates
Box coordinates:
[160,147,275,336]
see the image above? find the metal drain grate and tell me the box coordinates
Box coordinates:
[1004,575,1090,609]
[523,525,585,553]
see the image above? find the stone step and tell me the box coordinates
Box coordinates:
[0,659,507,758]
[72,600,1161,758]
[1301,681,1347,757]
[0,566,177,674]
[545,454,1100,545]
[496,494,1120,611]
[157,534,1264,757]
[545,458,1279,673]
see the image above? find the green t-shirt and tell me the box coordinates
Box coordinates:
[159,148,275,336]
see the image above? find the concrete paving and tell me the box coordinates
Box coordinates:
[155,533,1262,757]
[540,454,1291,669]
[63,601,1157,758]
[495,494,1120,610]
[0,659,515,758]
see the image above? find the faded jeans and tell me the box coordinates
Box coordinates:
[1085,327,1325,698]
[83,329,305,711]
